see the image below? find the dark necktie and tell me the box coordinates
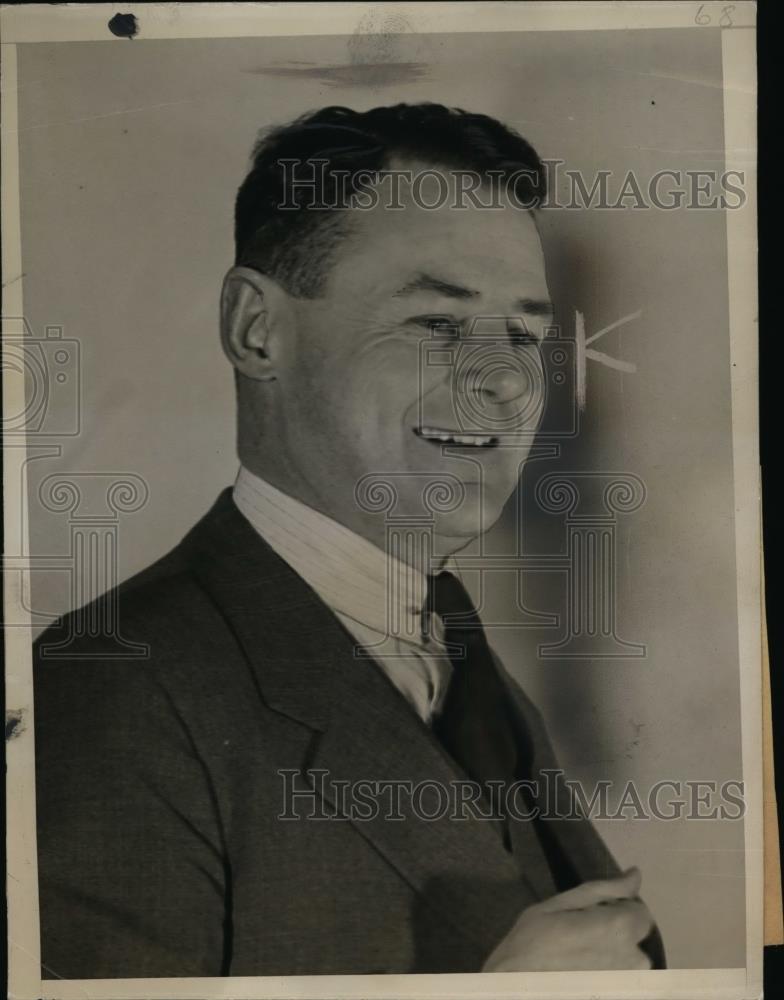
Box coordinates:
[425,571,526,820]
[426,571,581,884]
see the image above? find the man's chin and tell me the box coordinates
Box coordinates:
[432,493,506,543]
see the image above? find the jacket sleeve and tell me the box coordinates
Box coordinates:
[34,628,231,979]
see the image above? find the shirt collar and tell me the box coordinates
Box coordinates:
[233,466,434,644]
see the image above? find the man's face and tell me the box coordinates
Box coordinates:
[275,175,552,550]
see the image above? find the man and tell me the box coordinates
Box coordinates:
[34,103,663,978]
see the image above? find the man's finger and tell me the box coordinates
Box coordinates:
[538,867,642,912]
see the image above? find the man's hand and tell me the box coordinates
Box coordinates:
[483,868,654,972]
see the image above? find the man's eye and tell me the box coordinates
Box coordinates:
[509,330,541,348]
[408,316,460,336]
[428,318,460,336]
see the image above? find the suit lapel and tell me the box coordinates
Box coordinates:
[183,491,545,959]
[302,649,536,959]
[498,662,622,885]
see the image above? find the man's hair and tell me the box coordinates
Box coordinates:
[234,102,546,298]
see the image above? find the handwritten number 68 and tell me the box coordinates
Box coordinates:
[694,4,735,26]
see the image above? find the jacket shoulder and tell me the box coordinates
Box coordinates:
[32,549,254,754]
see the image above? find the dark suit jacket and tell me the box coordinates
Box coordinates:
[34,489,656,978]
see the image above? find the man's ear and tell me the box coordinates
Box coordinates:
[220,267,288,382]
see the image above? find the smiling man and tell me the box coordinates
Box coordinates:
[34,103,663,978]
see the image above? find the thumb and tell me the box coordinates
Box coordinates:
[539,867,642,912]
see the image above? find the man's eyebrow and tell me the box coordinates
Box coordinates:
[516,297,554,316]
[393,275,554,316]
[393,273,479,300]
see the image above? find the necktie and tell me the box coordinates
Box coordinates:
[425,570,579,881]
[425,571,525,820]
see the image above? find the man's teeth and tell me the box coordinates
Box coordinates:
[416,426,497,446]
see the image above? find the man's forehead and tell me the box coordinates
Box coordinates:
[355,188,544,241]
[339,202,548,302]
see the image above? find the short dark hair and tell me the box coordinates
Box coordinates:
[234,103,545,298]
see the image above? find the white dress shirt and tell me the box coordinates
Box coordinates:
[232,466,455,723]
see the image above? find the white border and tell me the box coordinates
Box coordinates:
[2,4,761,999]
[721,23,763,999]
[3,39,43,1000]
[0,0,757,43]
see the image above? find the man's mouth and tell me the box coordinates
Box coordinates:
[413,425,499,448]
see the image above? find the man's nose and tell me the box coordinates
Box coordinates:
[458,354,534,407]
[474,361,531,404]
[457,318,540,407]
